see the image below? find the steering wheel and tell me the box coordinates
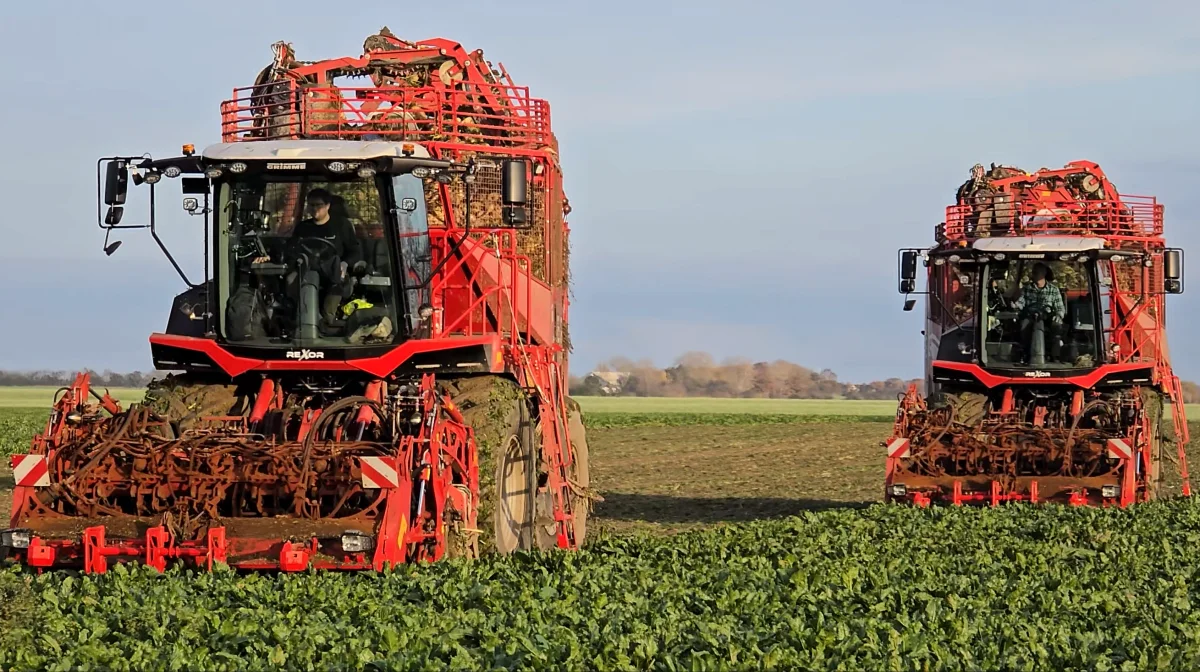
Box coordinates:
[286,237,345,287]
[290,236,340,262]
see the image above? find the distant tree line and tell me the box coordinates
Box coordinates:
[0,370,159,388]
[5,361,1198,404]
[569,352,1200,402]
[568,352,923,400]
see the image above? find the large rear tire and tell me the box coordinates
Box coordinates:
[442,375,542,557]
[139,373,248,434]
[1143,388,1168,501]
[566,400,590,547]
[927,388,988,426]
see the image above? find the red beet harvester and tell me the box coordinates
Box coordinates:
[4,29,589,572]
[887,161,1189,507]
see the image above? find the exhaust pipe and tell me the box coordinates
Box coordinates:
[300,269,320,340]
[1029,314,1045,367]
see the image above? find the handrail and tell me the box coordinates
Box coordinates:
[220,84,552,149]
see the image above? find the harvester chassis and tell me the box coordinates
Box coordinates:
[7,370,589,573]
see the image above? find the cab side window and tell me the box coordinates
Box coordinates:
[392,174,432,330]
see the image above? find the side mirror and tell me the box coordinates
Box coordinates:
[501,159,529,226]
[1165,248,1184,294]
[104,160,129,206]
[501,160,528,206]
[898,249,919,294]
[105,206,124,226]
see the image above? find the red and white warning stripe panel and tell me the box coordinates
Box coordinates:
[359,456,399,489]
[886,438,911,459]
[11,455,50,487]
[1106,438,1133,461]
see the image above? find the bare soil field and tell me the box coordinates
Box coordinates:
[585,421,889,536]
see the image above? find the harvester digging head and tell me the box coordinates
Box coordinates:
[8,371,486,572]
[890,389,1143,505]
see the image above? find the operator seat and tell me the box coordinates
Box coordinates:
[1064,294,1097,362]
[359,228,391,274]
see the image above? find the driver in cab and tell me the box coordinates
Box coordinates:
[1005,262,1066,362]
[254,188,363,323]
[291,188,362,269]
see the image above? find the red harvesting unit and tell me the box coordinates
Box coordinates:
[3,28,591,572]
[887,161,1189,507]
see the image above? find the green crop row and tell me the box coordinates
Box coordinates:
[5,499,1200,670]
[0,410,44,459]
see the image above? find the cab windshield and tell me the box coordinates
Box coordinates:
[215,175,403,348]
[981,257,1100,369]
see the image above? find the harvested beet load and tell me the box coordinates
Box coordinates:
[4,28,591,572]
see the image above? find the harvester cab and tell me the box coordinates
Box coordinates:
[887,161,1190,507]
[98,142,529,361]
[5,30,588,574]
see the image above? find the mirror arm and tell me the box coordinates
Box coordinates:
[148,182,200,288]
[203,192,214,335]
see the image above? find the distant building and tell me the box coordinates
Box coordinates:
[583,371,630,396]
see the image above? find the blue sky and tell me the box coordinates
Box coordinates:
[2,1,1200,381]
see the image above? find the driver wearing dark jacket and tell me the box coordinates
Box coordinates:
[287,188,363,323]
[291,188,362,271]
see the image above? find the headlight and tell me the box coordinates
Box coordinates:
[411,166,431,178]
[1,529,32,549]
[328,161,349,173]
[889,484,908,497]
[163,166,182,178]
[143,171,161,184]
[229,162,248,174]
[357,165,377,178]
[205,167,223,179]
[1101,485,1119,498]
[340,531,375,553]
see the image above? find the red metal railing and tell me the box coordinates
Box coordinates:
[941,196,1164,242]
[220,83,552,148]
[428,229,537,349]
